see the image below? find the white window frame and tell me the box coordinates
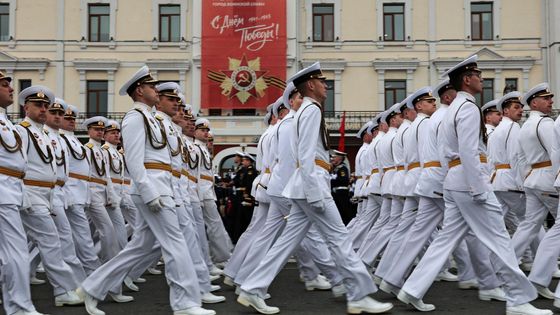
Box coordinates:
[80,0,117,45]
[0,0,16,42]
[376,0,412,47]
[151,0,187,46]
[305,0,341,48]
[464,0,501,43]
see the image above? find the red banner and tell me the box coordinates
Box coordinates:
[202,0,286,109]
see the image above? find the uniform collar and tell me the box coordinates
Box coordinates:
[44,124,59,135]
[24,117,43,130]
[457,91,476,102]
[438,103,449,109]
[303,96,321,106]
[88,138,102,147]
[529,110,548,117]
[105,142,118,149]
[133,102,153,112]
[155,110,172,121]
[194,139,206,146]
[0,107,5,115]
[376,130,386,137]
[60,129,74,136]
[501,116,513,123]
[388,126,398,132]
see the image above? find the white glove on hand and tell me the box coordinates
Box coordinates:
[472,192,488,203]
[309,199,324,211]
[147,197,164,213]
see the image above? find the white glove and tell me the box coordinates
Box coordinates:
[472,192,488,203]
[147,197,164,213]
[309,199,324,211]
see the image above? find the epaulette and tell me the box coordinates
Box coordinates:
[85,143,94,149]
[155,114,164,121]
[101,143,109,150]
[19,121,31,128]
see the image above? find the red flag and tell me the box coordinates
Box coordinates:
[338,111,346,152]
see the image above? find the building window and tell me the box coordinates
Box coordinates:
[475,78,494,105]
[159,4,180,42]
[19,79,31,118]
[88,4,110,42]
[0,3,8,41]
[324,79,335,113]
[504,78,518,94]
[87,80,108,116]
[312,4,334,42]
[383,3,405,41]
[471,2,493,40]
[384,80,406,109]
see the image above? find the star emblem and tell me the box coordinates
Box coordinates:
[215,54,269,104]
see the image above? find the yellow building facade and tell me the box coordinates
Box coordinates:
[0,0,558,157]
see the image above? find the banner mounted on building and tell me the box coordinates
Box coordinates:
[202,0,286,109]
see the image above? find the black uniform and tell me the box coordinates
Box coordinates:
[233,164,257,242]
[331,163,353,225]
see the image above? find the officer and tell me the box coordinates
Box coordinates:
[194,118,233,270]
[78,66,214,315]
[330,150,351,224]
[481,99,501,137]
[16,85,82,307]
[102,120,129,251]
[398,55,548,315]
[83,116,121,263]
[0,72,46,315]
[39,98,86,283]
[236,153,257,240]
[238,62,392,314]
[59,104,102,276]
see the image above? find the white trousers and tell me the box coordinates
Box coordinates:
[86,202,120,263]
[383,197,475,288]
[241,197,376,301]
[191,199,212,269]
[21,205,78,296]
[350,195,381,251]
[120,193,138,237]
[81,196,202,310]
[359,196,404,266]
[511,188,554,259]
[401,190,536,307]
[357,196,391,257]
[65,204,101,275]
[0,204,36,314]
[30,203,86,282]
[374,197,418,279]
[224,202,270,280]
[106,205,128,251]
[346,200,364,231]
[201,199,233,264]
[529,196,560,288]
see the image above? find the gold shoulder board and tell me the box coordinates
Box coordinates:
[19,121,31,127]
[85,143,94,149]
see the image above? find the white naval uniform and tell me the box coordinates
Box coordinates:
[184,135,213,270]
[346,142,368,231]
[350,133,382,250]
[0,109,37,314]
[102,142,128,250]
[84,138,120,263]
[60,129,101,275]
[241,97,376,301]
[81,102,202,310]
[383,104,475,288]
[37,125,86,282]
[195,139,233,264]
[16,117,78,297]
[360,119,410,267]
[119,155,137,235]
[375,114,426,280]
[224,124,275,280]
[400,91,536,307]
[511,111,557,261]
[528,114,560,291]
[357,127,395,262]
[234,109,343,287]
[486,123,496,137]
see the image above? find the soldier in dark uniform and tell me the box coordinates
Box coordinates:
[234,153,258,242]
[331,150,353,225]
[226,151,246,240]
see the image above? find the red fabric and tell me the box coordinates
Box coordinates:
[338,111,346,152]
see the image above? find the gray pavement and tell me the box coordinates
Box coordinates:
[23,263,559,315]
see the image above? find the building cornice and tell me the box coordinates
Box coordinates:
[301,59,346,72]
[372,58,419,71]
[145,59,191,71]
[73,59,120,71]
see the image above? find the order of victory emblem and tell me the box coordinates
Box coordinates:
[208,54,285,104]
